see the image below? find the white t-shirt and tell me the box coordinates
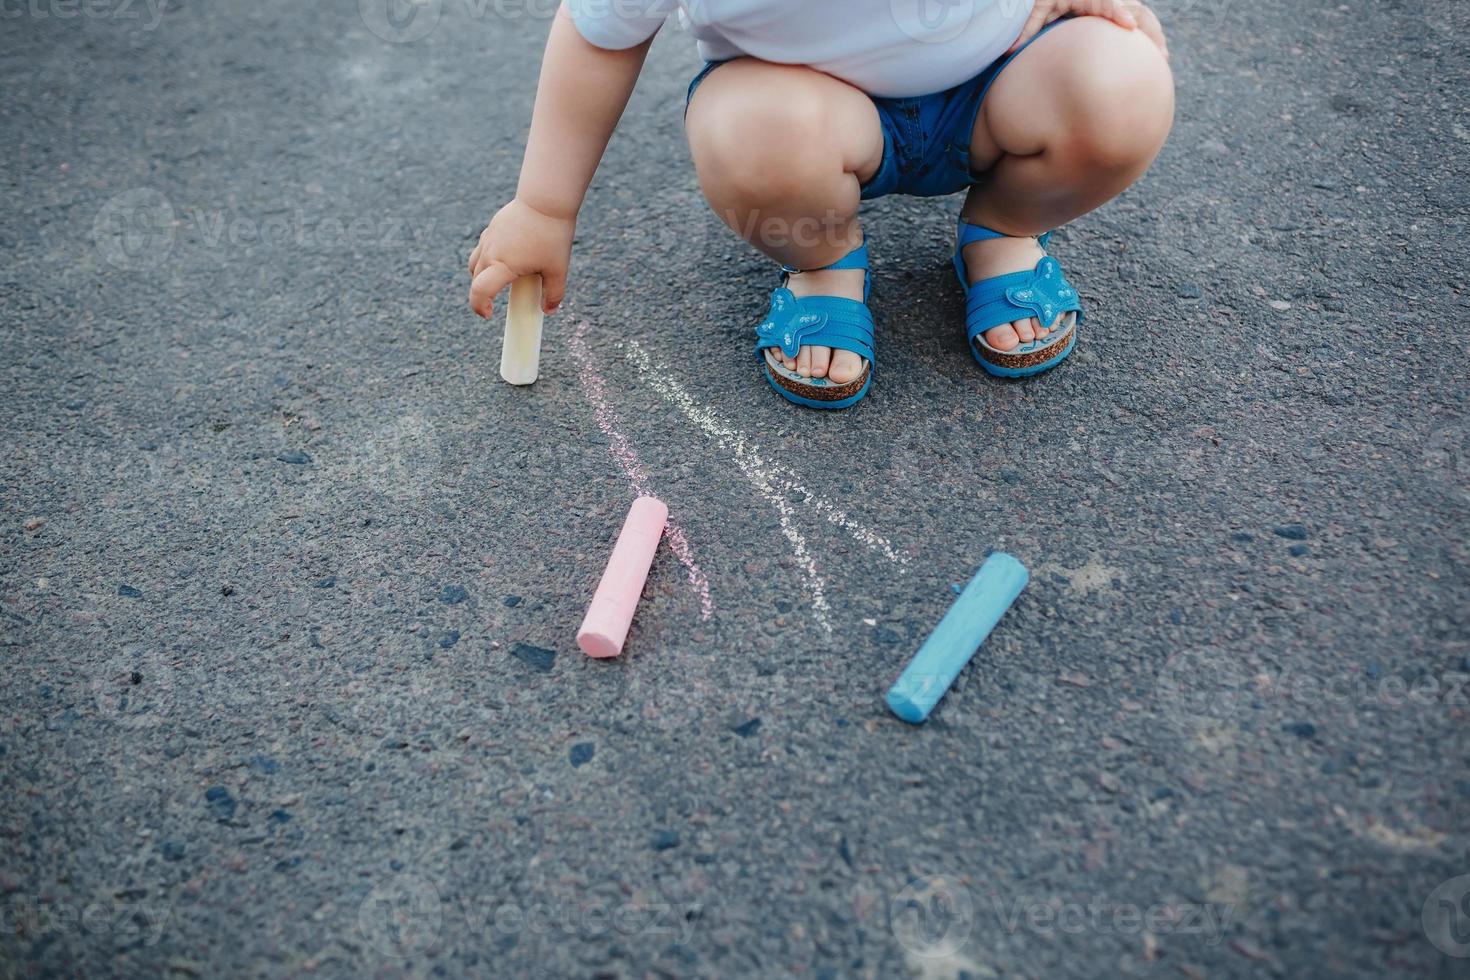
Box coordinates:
[568,0,1035,99]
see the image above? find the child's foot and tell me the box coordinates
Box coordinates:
[765,267,868,382]
[960,234,1057,350]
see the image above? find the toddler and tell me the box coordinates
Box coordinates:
[468,0,1173,408]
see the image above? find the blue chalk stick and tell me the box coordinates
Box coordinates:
[885,552,1029,724]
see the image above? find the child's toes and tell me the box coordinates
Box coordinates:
[796,346,813,378]
[984,323,1022,351]
[1012,318,1037,343]
[827,349,864,384]
[810,346,831,379]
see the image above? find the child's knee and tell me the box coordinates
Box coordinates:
[690,86,838,205]
[1055,22,1174,170]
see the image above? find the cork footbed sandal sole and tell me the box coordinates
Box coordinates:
[761,349,872,410]
[970,311,1078,378]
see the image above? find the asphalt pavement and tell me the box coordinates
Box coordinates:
[3,0,1469,976]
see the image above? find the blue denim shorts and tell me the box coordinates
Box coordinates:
[685,20,1066,200]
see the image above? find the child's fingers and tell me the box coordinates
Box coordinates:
[1007,2,1052,51]
[1134,5,1168,57]
[468,240,484,277]
[1101,0,1139,30]
[469,261,517,319]
[540,265,567,313]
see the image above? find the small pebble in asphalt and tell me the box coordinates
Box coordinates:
[569,742,594,767]
[503,595,521,607]
[1289,544,1310,557]
[1282,721,1317,739]
[275,450,311,465]
[1177,282,1203,299]
[439,584,469,605]
[511,643,555,673]
[248,756,279,775]
[438,630,459,649]
[651,830,680,851]
[118,584,142,598]
[204,785,237,821]
[731,718,761,738]
[159,840,186,861]
[315,576,335,588]
[1273,524,1309,540]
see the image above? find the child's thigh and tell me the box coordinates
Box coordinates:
[685,60,884,184]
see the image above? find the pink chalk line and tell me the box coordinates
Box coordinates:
[569,321,714,621]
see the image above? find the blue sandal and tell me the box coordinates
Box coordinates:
[755,240,875,409]
[953,219,1083,378]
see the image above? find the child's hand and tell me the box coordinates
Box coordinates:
[467,198,575,319]
[1011,1,1168,59]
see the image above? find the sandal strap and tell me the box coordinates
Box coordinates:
[755,287,875,362]
[964,256,1083,343]
[779,237,870,274]
[953,218,1054,287]
[780,237,872,301]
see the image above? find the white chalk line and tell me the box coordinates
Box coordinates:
[624,341,910,634]
[569,323,714,621]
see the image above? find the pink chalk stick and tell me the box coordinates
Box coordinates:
[577,496,668,658]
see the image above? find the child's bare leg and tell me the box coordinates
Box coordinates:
[685,61,884,382]
[962,17,1174,351]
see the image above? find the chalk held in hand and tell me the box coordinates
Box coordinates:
[577,496,668,658]
[886,552,1029,724]
[500,274,545,385]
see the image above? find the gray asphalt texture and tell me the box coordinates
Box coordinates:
[3,0,1469,977]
